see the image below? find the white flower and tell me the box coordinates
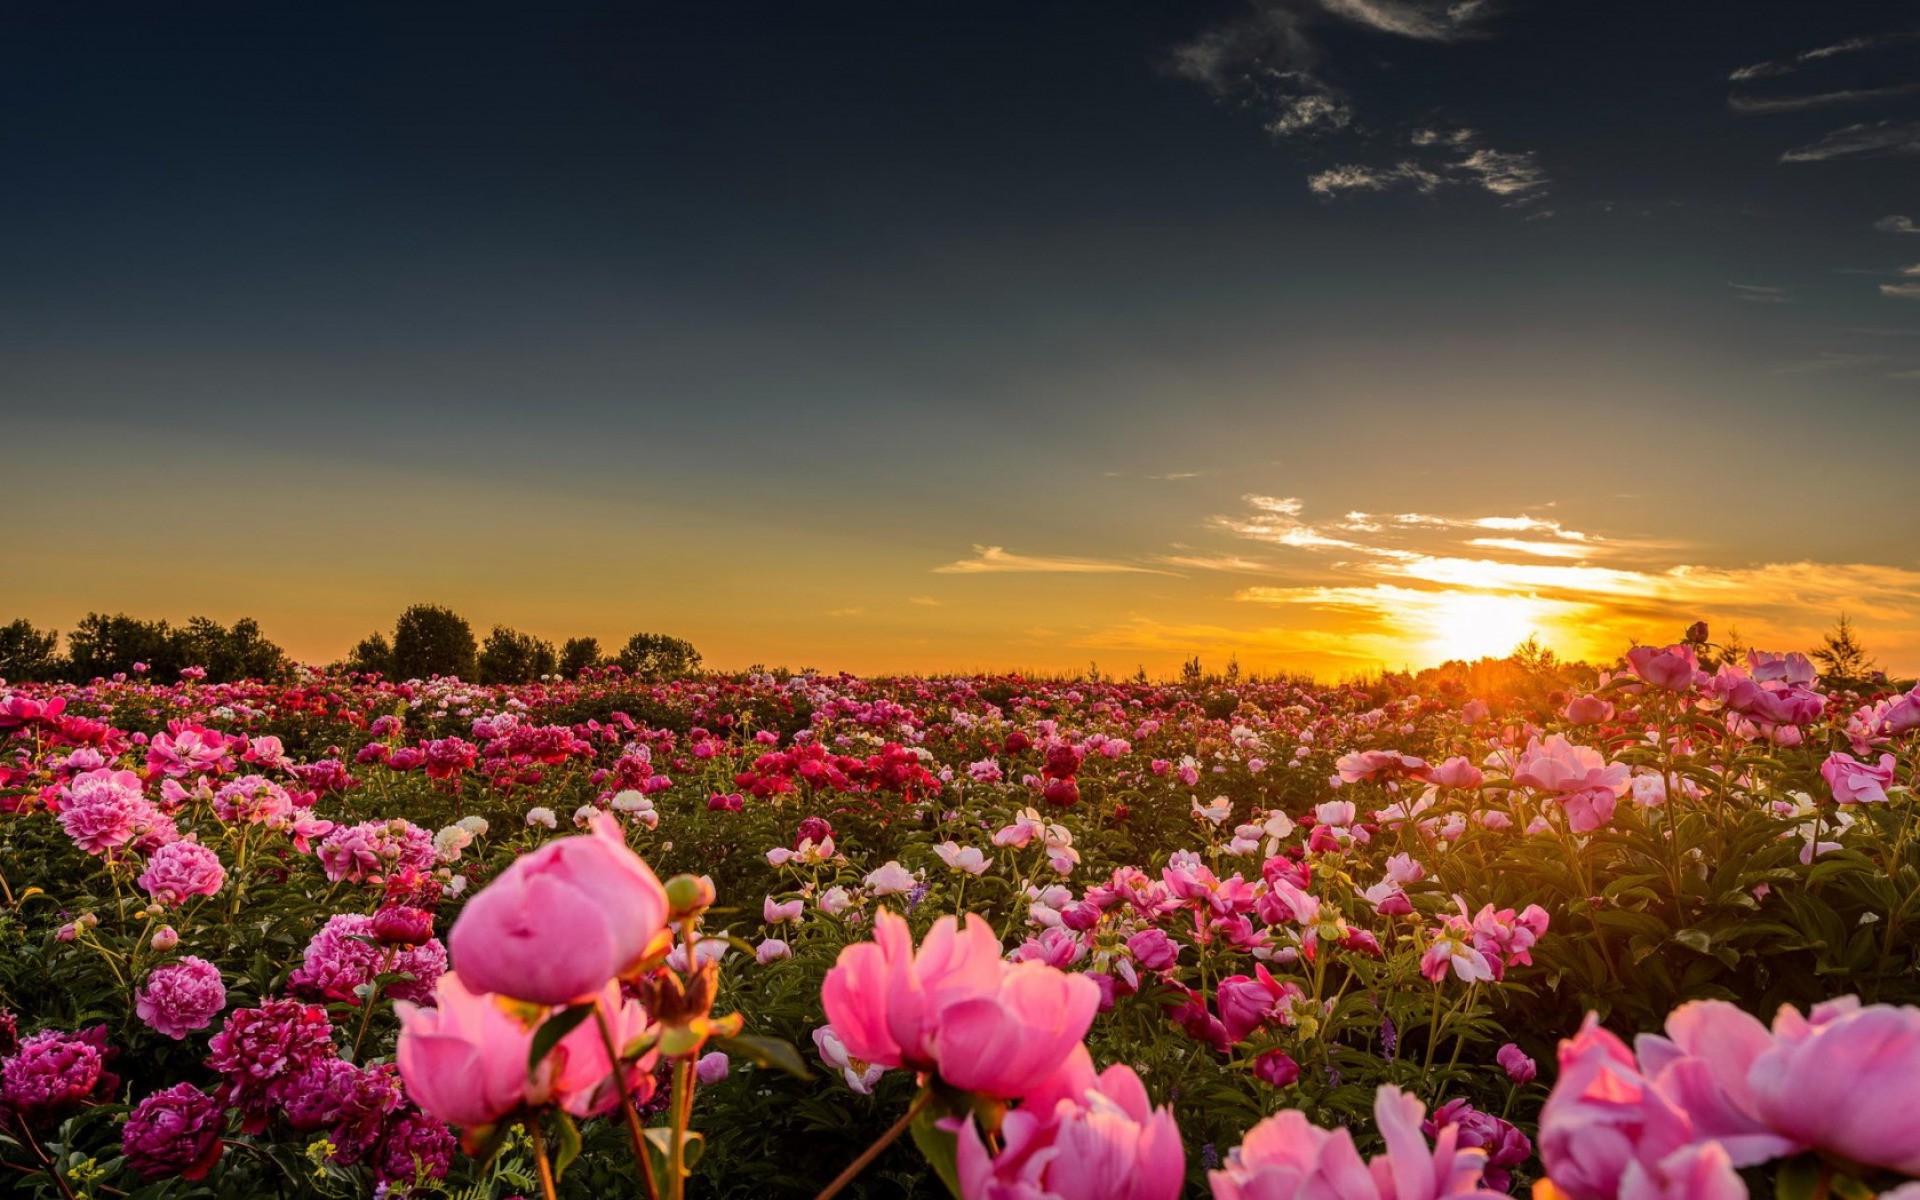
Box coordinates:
[864,861,919,896]
[819,886,855,916]
[526,806,558,829]
[933,842,992,875]
[433,825,474,863]
[611,789,652,813]
[455,815,489,837]
[1192,795,1233,826]
[755,938,792,964]
[572,805,599,829]
[813,1026,886,1094]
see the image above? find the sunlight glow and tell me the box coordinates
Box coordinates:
[1421,591,1547,663]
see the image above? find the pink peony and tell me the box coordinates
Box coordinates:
[291,913,447,1006]
[957,1060,1185,1200]
[447,813,669,1005]
[206,998,338,1129]
[1,1026,116,1118]
[136,957,228,1040]
[317,819,437,884]
[822,908,1096,1098]
[1818,751,1897,805]
[1536,1016,1692,1200]
[1512,735,1629,832]
[1746,996,1920,1176]
[1210,1085,1503,1199]
[1624,644,1699,692]
[137,839,227,906]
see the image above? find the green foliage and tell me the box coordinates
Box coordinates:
[0,618,61,681]
[391,604,479,680]
[615,632,702,681]
[477,626,558,684]
[557,637,603,679]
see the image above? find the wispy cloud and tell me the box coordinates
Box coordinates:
[1878,215,1920,234]
[1882,282,1920,300]
[934,545,1172,575]
[1781,120,1920,164]
[908,596,944,607]
[1730,282,1791,304]
[1171,2,1545,203]
[1730,30,1920,82]
[1731,83,1920,114]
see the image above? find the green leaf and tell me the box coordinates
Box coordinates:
[527,1002,596,1076]
[712,1033,815,1080]
[551,1109,583,1181]
[910,1094,964,1199]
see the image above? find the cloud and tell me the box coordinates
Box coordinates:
[1152,552,1282,573]
[1308,134,1546,199]
[1882,282,1920,300]
[1465,537,1591,559]
[1877,215,1919,233]
[1315,0,1492,41]
[934,545,1171,575]
[908,596,944,607]
[1171,2,1544,202]
[1781,120,1920,163]
[826,607,866,618]
[1730,83,1920,114]
[1730,282,1791,303]
[1730,30,1920,82]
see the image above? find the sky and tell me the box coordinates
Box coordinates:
[4,0,1920,677]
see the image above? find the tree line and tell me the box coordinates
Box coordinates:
[0,605,700,685]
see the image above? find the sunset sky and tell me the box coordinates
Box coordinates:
[6,1,1920,676]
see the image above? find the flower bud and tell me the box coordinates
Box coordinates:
[150,925,180,952]
[664,874,717,920]
[372,905,435,946]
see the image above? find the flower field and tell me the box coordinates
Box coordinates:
[4,633,1920,1200]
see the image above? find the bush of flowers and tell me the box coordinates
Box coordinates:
[1,626,1918,1198]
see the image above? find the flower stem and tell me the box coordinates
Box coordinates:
[592,1003,660,1200]
[811,1089,932,1200]
[527,1118,560,1200]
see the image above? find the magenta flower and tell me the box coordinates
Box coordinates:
[121,1082,226,1180]
[1,1026,116,1119]
[205,998,338,1130]
[1624,644,1699,692]
[137,957,228,1040]
[138,839,226,905]
[317,819,437,884]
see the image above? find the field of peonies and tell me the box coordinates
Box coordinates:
[4,630,1920,1200]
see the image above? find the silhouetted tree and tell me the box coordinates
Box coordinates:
[616,632,702,681]
[65,613,183,680]
[1812,614,1877,680]
[477,626,557,684]
[391,605,478,680]
[178,617,288,682]
[343,632,395,677]
[558,637,603,678]
[0,620,61,682]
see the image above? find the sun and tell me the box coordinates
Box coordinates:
[1423,591,1545,663]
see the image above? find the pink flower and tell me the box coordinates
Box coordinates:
[956,1061,1185,1200]
[1562,695,1614,726]
[1612,1142,1746,1200]
[136,957,228,1040]
[137,840,226,906]
[1537,1016,1693,1200]
[1631,1000,1799,1166]
[291,913,447,1006]
[1421,757,1486,790]
[1512,736,1629,832]
[1746,996,1920,1176]
[1818,751,1897,805]
[448,813,669,1005]
[1496,1043,1536,1085]
[121,1082,225,1180]
[821,908,1097,1098]
[212,774,292,824]
[1625,644,1699,692]
[1217,967,1306,1044]
[1210,1085,1503,1199]
[1127,929,1181,971]
[395,973,657,1134]
[1336,750,1430,784]
[317,819,437,884]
